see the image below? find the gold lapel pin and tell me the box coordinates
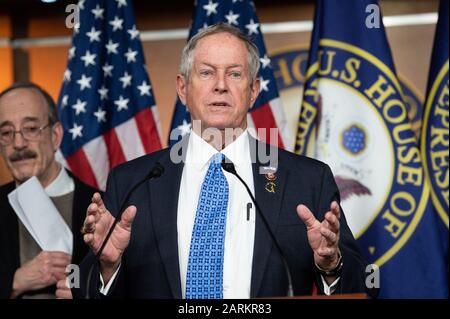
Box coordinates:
[265,172,277,193]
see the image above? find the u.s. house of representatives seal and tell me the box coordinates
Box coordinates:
[421,60,449,228]
[295,39,429,267]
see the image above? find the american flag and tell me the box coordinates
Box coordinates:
[168,0,288,148]
[57,0,162,190]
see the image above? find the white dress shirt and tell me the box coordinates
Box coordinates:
[44,165,74,197]
[178,130,256,299]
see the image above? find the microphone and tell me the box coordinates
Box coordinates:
[221,160,294,297]
[85,162,165,298]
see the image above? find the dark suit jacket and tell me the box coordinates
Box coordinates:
[76,137,371,298]
[0,171,98,298]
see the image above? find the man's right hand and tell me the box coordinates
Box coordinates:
[82,192,136,284]
[11,251,71,298]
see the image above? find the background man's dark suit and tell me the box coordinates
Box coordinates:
[0,171,97,298]
[76,137,369,298]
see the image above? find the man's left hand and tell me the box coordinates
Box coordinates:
[297,201,341,271]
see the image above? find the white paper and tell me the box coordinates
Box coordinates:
[8,176,73,254]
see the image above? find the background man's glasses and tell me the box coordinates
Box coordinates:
[0,123,50,145]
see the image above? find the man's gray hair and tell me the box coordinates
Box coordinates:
[179,23,260,82]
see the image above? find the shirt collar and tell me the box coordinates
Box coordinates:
[45,165,75,197]
[221,129,251,172]
[187,129,251,171]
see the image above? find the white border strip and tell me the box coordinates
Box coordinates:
[4,12,438,49]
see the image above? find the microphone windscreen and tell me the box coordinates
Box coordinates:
[221,161,236,175]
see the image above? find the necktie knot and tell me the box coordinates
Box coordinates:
[210,153,225,167]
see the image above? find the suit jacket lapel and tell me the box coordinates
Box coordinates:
[148,138,188,299]
[249,138,287,298]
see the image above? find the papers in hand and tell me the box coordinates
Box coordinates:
[8,176,73,254]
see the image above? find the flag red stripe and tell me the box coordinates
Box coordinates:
[135,108,162,154]
[103,129,127,169]
[65,148,99,189]
[250,103,285,149]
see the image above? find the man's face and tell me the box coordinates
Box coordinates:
[176,32,260,132]
[0,88,62,184]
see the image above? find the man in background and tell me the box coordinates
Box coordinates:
[0,82,97,299]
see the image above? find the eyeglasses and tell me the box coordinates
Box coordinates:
[0,123,51,146]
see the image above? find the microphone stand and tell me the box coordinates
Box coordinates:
[221,160,294,297]
[85,163,164,298]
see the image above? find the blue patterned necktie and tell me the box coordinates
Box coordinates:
[186,153,229,299]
